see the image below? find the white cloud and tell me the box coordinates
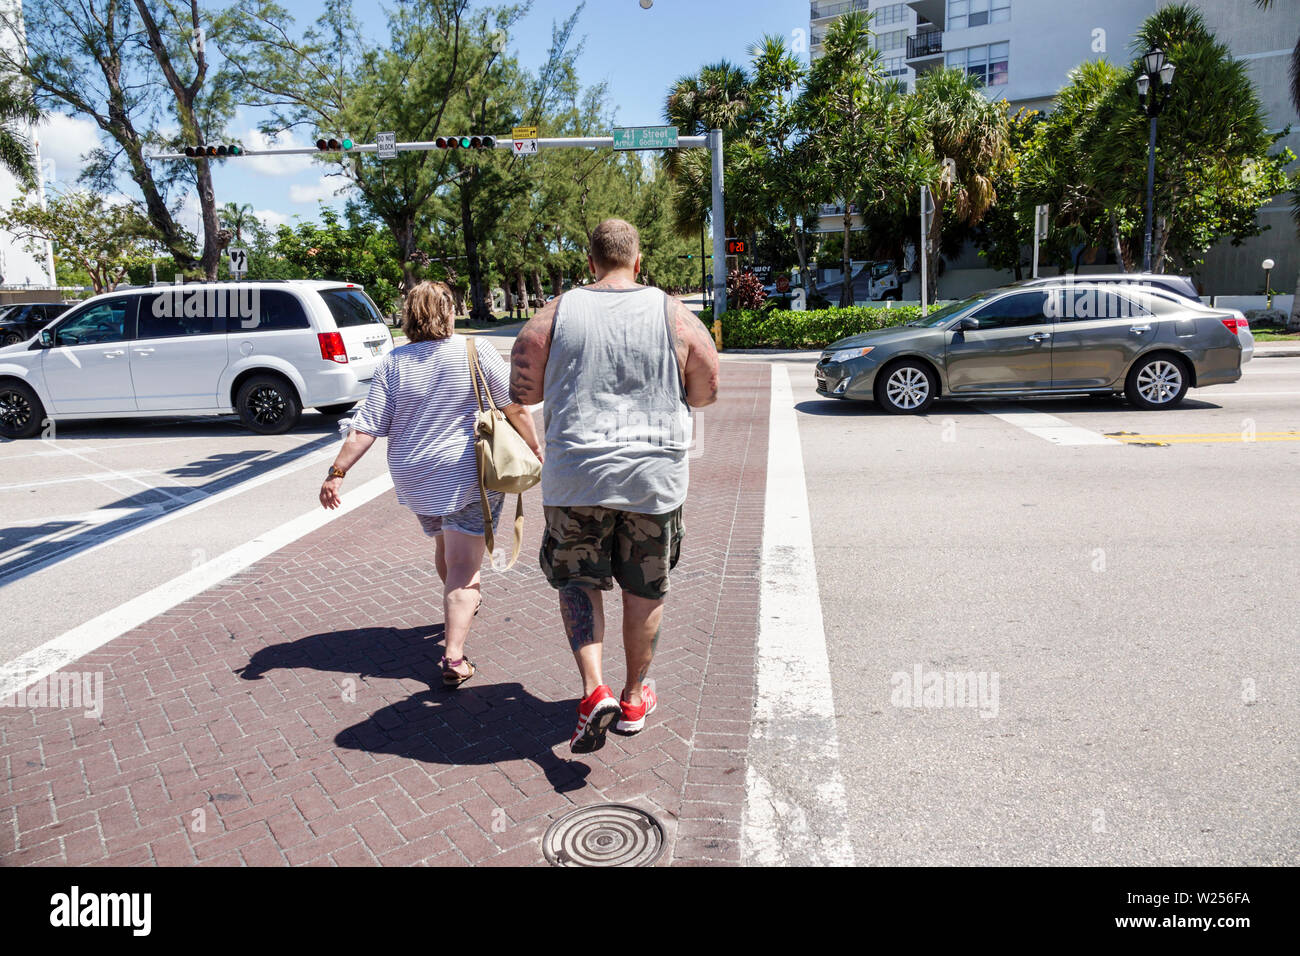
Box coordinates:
[288,175,350,205]
[33,113,101,185]
[239,128,315,177]
[253,208,291,230]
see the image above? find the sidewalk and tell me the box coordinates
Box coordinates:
[0,364,771,867]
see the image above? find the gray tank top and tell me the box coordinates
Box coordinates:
[541,286,691,514]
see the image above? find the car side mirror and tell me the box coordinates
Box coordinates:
[39,329,54,347]
[958,317,979,331]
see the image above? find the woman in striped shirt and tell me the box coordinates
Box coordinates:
[319,281,542,687]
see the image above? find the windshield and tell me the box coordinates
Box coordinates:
[908,294,985,327]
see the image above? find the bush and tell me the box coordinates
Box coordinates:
[726,269,767,310]
[697,305,919,349]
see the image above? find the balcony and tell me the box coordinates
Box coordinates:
[906,30,943,60]
[810,0,870,21]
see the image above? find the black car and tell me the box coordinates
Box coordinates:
[0,302,71,345]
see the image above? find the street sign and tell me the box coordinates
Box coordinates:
[725,238,746,256]
[511,126,539,155]
[227,247,249,277]
[776,274,790,294]
[376,131,397,159]
[1035,203,1050,240]
[612,126,679,150]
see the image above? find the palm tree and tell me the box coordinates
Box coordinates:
[220,202,255,244]
[1253,1,1299,113]
[662,60,754,245]
[912,67,1010,301]
[0,77,40,189]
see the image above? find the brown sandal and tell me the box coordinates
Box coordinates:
[440,655,476,688]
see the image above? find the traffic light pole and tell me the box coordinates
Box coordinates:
[151,130,728,317]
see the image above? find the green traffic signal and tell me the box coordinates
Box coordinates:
[460,136,471,149]
[342,138,353,150]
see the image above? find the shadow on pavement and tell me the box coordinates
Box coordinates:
[238,624,587,794]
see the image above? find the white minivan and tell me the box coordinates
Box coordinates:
[0,280,393,438]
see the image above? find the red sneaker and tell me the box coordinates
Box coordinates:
[571,685,620,754]
[616,681,657,735]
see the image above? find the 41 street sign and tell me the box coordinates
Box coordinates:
[612,126,679,150]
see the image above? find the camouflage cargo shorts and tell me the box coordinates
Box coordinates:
[540,505,684,600]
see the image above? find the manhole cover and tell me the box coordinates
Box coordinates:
[542,804,666,867]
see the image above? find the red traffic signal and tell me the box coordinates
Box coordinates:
[725,238,747,255]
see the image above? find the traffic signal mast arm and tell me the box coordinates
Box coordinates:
[152,134,710,160]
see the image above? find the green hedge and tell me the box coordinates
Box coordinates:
[698,305,919,350]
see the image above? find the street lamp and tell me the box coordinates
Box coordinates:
[1262,257,1275,309]
[1136,47,1175,272]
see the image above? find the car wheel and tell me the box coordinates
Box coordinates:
[1125,354,1188,410]
[316,402,357,417]
[236,374,301,434]
[875,360,937,414]
[2,332,23,346]
[0,381,45,439]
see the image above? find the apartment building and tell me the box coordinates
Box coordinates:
[807,0,1299,294]
[0,0,55,292]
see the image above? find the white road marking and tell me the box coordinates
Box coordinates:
[0,473,395,700]
[744,363,855,867]
[0,437,339,584]
[977,406,1121,445]
[0,470,158,492]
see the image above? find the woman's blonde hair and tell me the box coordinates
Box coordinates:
[402,281,456,342]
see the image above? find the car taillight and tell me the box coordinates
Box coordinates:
[318,331,348,363]
[1221,317,1248,334]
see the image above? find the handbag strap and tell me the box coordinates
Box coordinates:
[464,337,498,415]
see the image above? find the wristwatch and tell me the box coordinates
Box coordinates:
[326,465,346,480]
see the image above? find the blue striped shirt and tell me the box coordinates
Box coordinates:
[352,335,512,515]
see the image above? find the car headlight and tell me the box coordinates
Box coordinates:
[829,346,874,364]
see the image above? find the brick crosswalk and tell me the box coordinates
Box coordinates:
[0,364,770,866]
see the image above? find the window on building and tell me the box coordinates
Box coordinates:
[947,0,1010,30]
[872,3,909,28]
[872,28,907,52]
[946,42,1009,86]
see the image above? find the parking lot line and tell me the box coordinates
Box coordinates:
[0,473,395,701]
[976,406,1121,446]
[744,362,855,867]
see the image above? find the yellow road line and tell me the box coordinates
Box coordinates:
[1111,435,1300,444]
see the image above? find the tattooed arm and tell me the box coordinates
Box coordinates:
[673,299,720,408]
[510,297,558,406]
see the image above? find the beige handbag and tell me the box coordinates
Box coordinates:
[466,337,542,568]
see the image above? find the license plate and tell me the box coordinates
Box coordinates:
[365,339,385,356]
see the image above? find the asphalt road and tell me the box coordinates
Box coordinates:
[1,340,1295,865]
[784,355,1300,865]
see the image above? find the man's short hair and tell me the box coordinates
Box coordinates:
[589,219,640,271]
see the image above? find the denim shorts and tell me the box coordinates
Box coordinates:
[416,491,504,538]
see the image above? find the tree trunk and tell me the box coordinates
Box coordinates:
[530,268,544,307]
[550,265,563,297]
[460,177,490,322]
[1288,272,1300,332]
[926,200,944,303]
[840,213,853,309]
[515,269,528,318]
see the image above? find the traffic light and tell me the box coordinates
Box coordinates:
[435,135,496,150]
[184,144,242,157]
[315,137,354,151]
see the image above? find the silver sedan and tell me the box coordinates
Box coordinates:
[815,282,1243,414]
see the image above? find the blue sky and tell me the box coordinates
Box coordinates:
[41,0,809,236]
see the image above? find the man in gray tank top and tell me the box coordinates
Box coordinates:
[511,218,720,754]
